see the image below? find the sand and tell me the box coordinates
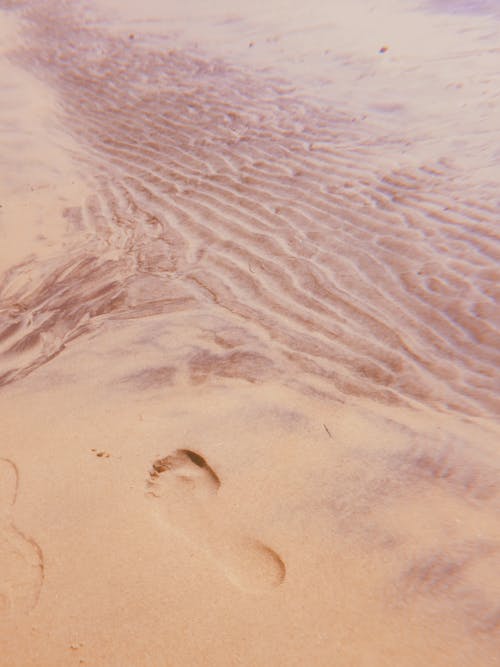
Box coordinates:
[0,0,499,665]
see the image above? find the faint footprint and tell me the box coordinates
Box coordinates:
[147,449,285,593]
[0,459,44,618]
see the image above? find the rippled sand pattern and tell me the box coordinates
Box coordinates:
[0,0,499,417]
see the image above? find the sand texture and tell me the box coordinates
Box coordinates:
[0,0,499,665]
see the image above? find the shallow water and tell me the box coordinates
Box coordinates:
[1,0,499,416]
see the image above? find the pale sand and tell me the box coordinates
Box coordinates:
[0,0,499,665]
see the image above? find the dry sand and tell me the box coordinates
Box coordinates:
[0,0,499,665]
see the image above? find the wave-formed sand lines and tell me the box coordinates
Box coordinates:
[1,0,498,415]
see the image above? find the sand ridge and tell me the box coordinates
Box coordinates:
[0,0,498,416]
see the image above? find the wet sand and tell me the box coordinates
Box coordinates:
[0,0,499,665]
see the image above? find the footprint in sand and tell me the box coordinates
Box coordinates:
[147,449,285,593]
[0,459,44,618]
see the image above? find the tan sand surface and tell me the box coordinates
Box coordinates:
[0,0,499,665]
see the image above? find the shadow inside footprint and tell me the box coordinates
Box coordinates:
[148,449,285,593]
[0,459,44,618]
[150,449,221,493]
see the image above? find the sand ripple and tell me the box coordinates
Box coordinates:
[0,0,498,416]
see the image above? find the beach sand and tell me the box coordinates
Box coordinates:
[0,0,499,665]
